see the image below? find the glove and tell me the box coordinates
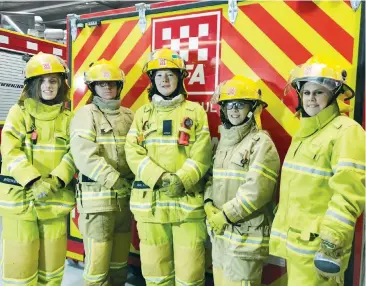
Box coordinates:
[208,211,229,235]
[112,177,130,190]
[30,179,54,201]
[159,173,184,198]
[314,240,342,282]
[204,202,220,219]
[43,176,62,193]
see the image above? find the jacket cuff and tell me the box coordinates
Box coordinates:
[104,172,120,190]
[222,201,240,224]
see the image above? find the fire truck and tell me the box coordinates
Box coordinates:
[65,1,365,285]
[0,28,66,128]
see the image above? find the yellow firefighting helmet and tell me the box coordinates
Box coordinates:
[212,76,267,129]
[24,52,68,82]
[142,48,189,79]
[285,55,355,113]
[84,59,125,84]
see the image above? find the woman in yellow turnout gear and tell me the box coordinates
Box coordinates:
[270,56,365,286]
[70,59,134,286]
[0,52,76,285]
[205,76,280,286]
[125,48,212,285]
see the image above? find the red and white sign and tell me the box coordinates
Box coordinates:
[152,11,221,95]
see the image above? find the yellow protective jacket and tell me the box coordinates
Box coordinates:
[270,103,365,266]
[205,121,280,259]
[125,95,212,223]
[0,98,76,221]
[70,103,134,213]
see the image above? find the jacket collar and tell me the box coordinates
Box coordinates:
[219,120,254,147]
[24,98,62,120]
[151,94,185,110]
[296,102,340,138]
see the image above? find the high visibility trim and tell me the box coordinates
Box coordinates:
[286,241,317,256]
[283,162,333,177]
[23,143,68,152]
[127,129,138,136]
[251,163,278,182]
[333,160,366,173]
[96,136,126,145]
[143,138,195,146]
[325,210,355,228]
[72,129,96,141]
[35,201,75,208]
[219,233,269,247]
[186,159,202,178]
[2,270,38,284]
[62,153,76,169]
[130,201,203,212]
[213,169,247,180]
[109,261,128,269]
[79,191,117,200]
[38,265,64,279]
[84,238,109,282]
[89,160,106,181]
[138,157,151,179]
[176,277,205,286]
[237,192,257,214]
[3,124,25,139]
[145,273,175,283]
[0,200,32,208]
[7,155,27,172]
[270,230,287,241]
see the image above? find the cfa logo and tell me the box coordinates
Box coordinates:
[42,63,51,70]
[153,11,221,95]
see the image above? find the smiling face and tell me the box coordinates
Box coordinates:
[154,69,179,97]
[40,74,61,101]
[225,101,251,126]
[94,81,118,99]
[301,82,332,116]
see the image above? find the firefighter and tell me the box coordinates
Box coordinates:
[0,52,76,285]
[270,56,365,285]
[70,59,134,286]
[125,48,212,286]
[205,76,280,286]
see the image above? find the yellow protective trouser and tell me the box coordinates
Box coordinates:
[2,216,67,286]
[79,211,132,286]
[286,258,342,286]
[136,220,207,286]
[211,236,263,286]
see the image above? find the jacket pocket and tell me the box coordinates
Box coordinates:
[0,183,30,215]
[130,181,154,219]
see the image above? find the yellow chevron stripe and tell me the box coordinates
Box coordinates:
[315,1,355,36]
[121,46,151,100]
[72,26,96,62]
[261,2,352,70]
[110,20,149,65]
[221,40,299,136]
[75,21,124,76]
[224,7,295,80]
[130,87,150,112]
[74,90,92,112]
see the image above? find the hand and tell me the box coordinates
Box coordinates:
[314,240,342,282]
[112,177,131,190]
[159,173,184,197]
[43,176,62,193]
[204,202,220,220]
[208,211,228,235]
[30,179,54,201]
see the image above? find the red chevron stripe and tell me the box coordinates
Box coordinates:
[222,18,297,113]
[344,0,352,8]
[73,23,110,74]
[241,4,312,65]
[219,61,234,82]
[286,1,354,63]
[121,75,151,108]
[101,20,138,61]
[120,26,152,75]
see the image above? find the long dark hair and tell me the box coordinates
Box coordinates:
[19,74,69,105]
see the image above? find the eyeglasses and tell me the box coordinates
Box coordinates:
[95,81,117,88]
[225,101,247,110]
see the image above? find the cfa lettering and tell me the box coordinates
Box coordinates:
[186,64,205,85]
[200,102,218,113]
